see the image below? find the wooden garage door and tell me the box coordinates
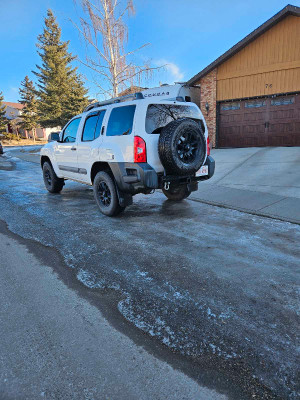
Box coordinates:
[218,94,300,147]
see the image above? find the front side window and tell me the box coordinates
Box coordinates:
[62,118,81,142]
[82,110,106,141]
[145,104,202,134]
[106,105,136,136]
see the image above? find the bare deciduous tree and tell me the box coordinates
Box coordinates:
[73,0,160,98]
[9,112,21,142]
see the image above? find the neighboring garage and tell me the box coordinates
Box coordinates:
[188,4,300,148]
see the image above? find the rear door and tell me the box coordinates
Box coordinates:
[53,117,82,179]
[76,110,106,183]
[100,104,136,162]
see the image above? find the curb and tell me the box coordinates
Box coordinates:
[188,197,300,226]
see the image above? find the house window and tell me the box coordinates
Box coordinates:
[271,97,295,106]
[245,100,266,108]
[221,102,240,111]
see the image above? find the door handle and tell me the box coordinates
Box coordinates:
[71,147,77,151]
[101,126,105,135]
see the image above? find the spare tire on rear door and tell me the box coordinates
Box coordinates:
[158,118,206,175]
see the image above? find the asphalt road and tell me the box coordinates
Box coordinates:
[0,152,299,399]
[0,226,225,400]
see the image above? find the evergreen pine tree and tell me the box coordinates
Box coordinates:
[0,91,8,137]
[19,76,39,141]
[61,74,89,123]
[33,9,88,128]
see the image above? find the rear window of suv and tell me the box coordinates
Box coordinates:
[145,104,202,134]
[106,105,136,136]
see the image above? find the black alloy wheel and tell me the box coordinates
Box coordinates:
[97,181,112,207]
[42,161,64,193]
[44,169,52,186]
[93,171,125,217]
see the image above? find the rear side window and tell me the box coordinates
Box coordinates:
[82,114,98,141]
[82,110,106,141]
[95,111,105,139]
[62,118,81,142]
[106,105,136,136]
[145,104,201,134]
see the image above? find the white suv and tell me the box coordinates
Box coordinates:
[40,85,215,216]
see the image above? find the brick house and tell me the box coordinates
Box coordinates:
[187,4,300,148]
[119,86,147,97]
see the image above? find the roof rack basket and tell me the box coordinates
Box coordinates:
[84,92,144,112]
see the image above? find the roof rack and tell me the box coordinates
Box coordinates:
[84,92,144,112]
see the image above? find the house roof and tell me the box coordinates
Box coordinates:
[119,86,148,97]
[187,4,300,85]
[3,102,24,110]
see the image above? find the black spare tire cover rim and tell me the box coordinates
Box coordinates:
[174,127,201,164]
[158,118,206,175]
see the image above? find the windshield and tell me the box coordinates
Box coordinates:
[145,104,202,134]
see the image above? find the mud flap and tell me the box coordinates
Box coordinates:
[115,184,133,207]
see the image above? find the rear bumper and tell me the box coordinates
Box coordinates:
[197,155,215,181]
[110,156,215,194]
[109,162,158,194]
[162,156,215,185]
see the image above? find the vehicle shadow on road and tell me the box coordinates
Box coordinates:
[120,197,195,219]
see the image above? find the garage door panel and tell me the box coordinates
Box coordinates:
[220,113,242,124]
[244,124,265,134]
[218,94,300,147]
[244,136,259,147]
[269,109,295,120]
[268,135,289,146]
[244,111,265,121]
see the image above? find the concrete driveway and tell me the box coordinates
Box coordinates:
[191,147,300,224]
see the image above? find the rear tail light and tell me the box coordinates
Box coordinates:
[207,135,210,156]
[134,136,147,163]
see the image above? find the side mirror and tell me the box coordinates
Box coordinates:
[48,132,61,142]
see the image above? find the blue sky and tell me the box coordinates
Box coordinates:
[0,0,297,102]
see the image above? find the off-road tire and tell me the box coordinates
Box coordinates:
[162,184,191,201]
[43,161,64,193]
[93,171,125,217]
[158,118,206,175]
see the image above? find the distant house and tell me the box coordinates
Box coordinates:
[187,4,300,148]
[3,101,59,140]
[4,101,24,119]
[119,86,148,97]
